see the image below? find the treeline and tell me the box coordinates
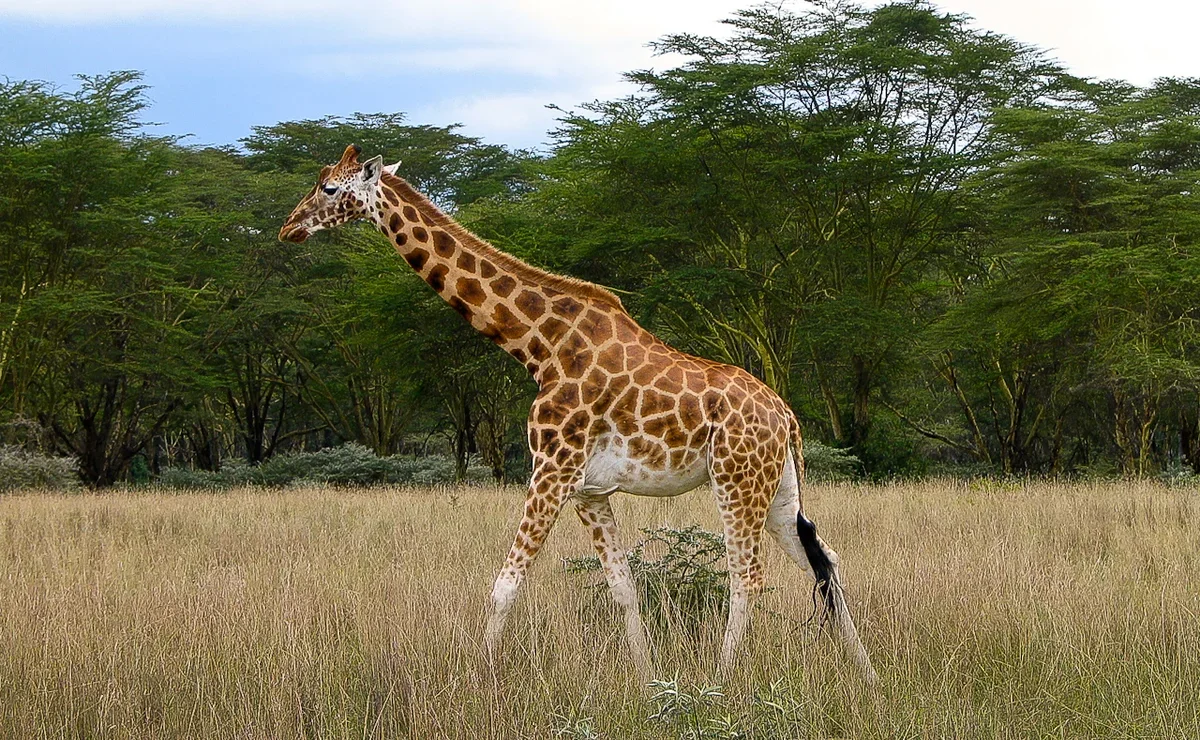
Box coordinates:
[2,2,1199,485]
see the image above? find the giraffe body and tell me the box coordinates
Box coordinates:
[280,145,877,683]
[582,439,708,497]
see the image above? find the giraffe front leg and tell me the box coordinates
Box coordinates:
[484,472,573,659]
[574,495,652,683]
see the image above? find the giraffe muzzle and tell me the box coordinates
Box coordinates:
[278,223,310,243]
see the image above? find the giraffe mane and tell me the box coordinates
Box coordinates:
[380,172,627,312]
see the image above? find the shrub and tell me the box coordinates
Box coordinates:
[0,446,80,492]
[1159,461,1200,487]
[566,525,728,634]
[802,440,863,482]
[645,677,812,740]
[854,415,927,480]
[155,444,497,489]
[155,465,227,490]
[647,678,728,739]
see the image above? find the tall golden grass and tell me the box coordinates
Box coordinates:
[0,480,1196,738]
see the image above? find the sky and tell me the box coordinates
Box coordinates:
[1,0,1197,152]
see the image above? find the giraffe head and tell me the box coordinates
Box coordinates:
[278,144,387,243]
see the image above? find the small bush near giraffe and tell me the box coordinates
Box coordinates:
[0,480,1195,738]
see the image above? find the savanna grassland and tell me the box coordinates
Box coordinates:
[0,481,1197,738]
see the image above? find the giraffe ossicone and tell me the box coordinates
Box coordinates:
[280,144,877,683]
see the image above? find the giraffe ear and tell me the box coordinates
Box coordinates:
[383,160,402,176]
[360,155,384,184]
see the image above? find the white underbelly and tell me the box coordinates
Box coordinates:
[581,438,709,497]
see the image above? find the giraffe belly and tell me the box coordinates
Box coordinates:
[581,438,709,497]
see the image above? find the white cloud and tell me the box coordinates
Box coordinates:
[413,91,563,148]
[304,46,577,82]
[0,0,741,115]
[7,0,1199,148]
[916,0,1200,85]
[411,77,635,149]
[0,0,736,44]
[13,0,1198,87]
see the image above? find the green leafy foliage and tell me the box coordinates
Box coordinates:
[802,440,863,482]
[644,677,814,740]
[647,678,729,740]
[156,443,492,488]
[4,3,1200,483]
[566,526,728,633]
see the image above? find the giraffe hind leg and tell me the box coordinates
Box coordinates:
[709,473,773,671]
[765,461,877,684]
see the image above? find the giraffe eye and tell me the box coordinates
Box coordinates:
[322,184,339,196]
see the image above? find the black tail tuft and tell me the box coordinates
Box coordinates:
[797,512,838,626]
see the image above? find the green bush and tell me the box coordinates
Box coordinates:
[566,525,728,634]
[156,444,494,489]
[156,466,227,489]
[645,676,812,740]
[855,415,928,480]
[0,446,80,492]
[802,440,863,482]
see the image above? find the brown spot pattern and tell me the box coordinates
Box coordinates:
[433,230,456,257]
[404,248,428,271]
[427,265,449,292]
[540,317,569,345]
[457,277,487,306]
[491,304,528,341]
[492,275,517,298]
[515,290,546,320]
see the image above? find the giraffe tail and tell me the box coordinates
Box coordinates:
[788,414,838,627]
[796,510,839,628]
[789,415,878,683]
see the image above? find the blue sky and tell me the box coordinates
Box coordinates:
[2,0,1197,152]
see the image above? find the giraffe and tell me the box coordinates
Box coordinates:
[279,145,877,682]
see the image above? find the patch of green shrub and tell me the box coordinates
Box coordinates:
[155,466,228,490]
[645,676,813,739]
[155,443,494,489]
[0,446,80,492]
[802,440,863,482]
[566,525,729,634]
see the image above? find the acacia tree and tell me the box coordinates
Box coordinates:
[159,145,318,467]
[924,79,1200,475]
[485,1,1067,472]
[0,72,216,484]
[244,114,536,473]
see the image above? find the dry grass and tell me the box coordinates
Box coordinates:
[0,480,1197,738]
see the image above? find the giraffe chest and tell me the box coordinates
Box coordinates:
[581,433,709,497]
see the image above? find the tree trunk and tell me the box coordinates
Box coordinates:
[850,355,872,448]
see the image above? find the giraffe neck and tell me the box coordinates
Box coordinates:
[369,173,625,388]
